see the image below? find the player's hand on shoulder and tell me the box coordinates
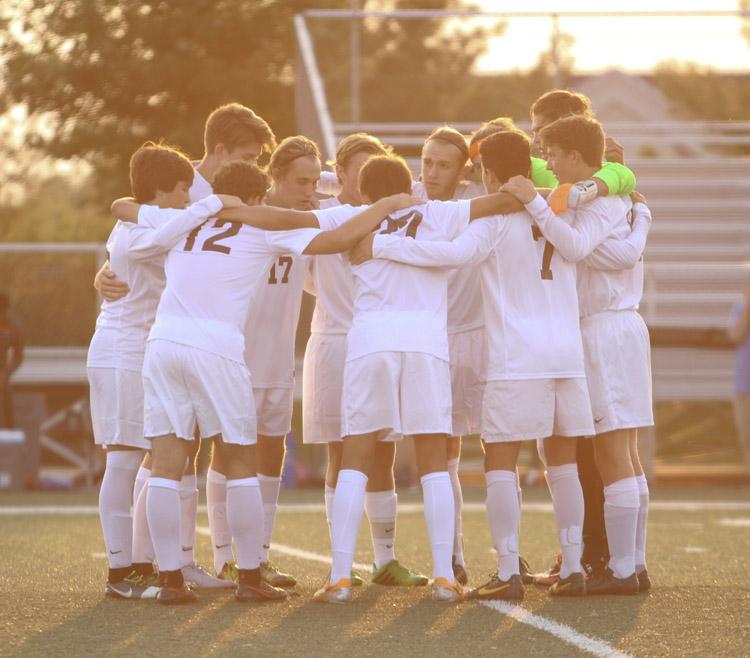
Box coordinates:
[501,175,536,204]
[630,190,647,205]
[349,234,375,266]
[215,194,244,209]
[605,136,625,164]
[383,193,425,212]
[95,262,129,302]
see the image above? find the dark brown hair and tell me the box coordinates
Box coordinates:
[479,130,531,185]
[213,161,268,202]
[359,155,413,202]
[129,142,194,203]
[540,115,605,167]
[531,90,592,123]
[204,103,276,155]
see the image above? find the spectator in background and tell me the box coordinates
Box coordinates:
[0,292,25,428]
[728,285,750,474]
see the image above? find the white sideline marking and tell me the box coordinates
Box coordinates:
[683,546,707,553]
[718,517,750,527]
[2,500,750,516]
[197,526,629,658]
[91,552,106,559]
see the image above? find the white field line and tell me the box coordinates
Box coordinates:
[3,500,750,516]
[197,526,630,658]
[718,517,750,527]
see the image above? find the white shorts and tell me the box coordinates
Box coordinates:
[341,351,452,439]
[253,386,293,437]
[302,333,346,444]
[449,328,487,437]
[142,340,256,445]
[581,310,654,434]
[88,367,149,450]
[482,378,595,443]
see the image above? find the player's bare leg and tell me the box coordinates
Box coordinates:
[217,439,288,603]
[446,434,467,583]
[590,429,640,594]
[629,429,651,591]
[256,434,296,587]
[147,434,197,604]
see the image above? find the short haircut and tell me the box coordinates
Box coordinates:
[531,90,592,123]
[469,117,518,159]
[334,132,389,168]
[204,103,277,155]
[479,130,531,185]
[540,115,605,167]
[129,142,194,203]
[359,154,413,202]
[213,161,269,202]
[269,135,320,180]
[424,126,469,164]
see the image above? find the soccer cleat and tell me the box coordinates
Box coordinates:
[468,573,524,602]
[431,577,465,602]
[351,569,364,587]
[105,571,161,600]
[235,580,290,603]
[260,561,297,588]
[313,579,352,604]
[519,556,534,585]
[568,179,599,209]
[156,584,198,605]
[532,554,562,587]
[636,568,652,593]
[549,571,586,597]
[218,561,239,583]
[371,560,429,587]
[586,568,639,596]
[452,556,468,586]
[182,562,235,589]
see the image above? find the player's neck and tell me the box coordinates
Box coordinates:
[195,154,218,183]
[428,184,458,202]
[338,189,361,206]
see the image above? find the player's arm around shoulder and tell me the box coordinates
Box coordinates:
[216,200,319,231]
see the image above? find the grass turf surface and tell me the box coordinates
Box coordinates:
[1,486,749,658]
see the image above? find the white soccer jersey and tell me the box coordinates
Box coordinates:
[313,200,471,362]
[524,194,639,317]
[371,211,586,380]
[87,196,223,371]
[307,196,355,335]
[189,166,213,203]
[148,217,321,365]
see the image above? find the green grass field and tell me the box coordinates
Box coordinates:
[1,485,749,658]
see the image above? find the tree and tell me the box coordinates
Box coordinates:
[2,0,492,205]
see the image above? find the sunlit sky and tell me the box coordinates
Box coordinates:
[470,0,750,73]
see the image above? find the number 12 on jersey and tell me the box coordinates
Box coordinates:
[268,256,293,284]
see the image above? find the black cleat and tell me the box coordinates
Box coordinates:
[452,557,468,586]
[156,570,198,605]
[636,568,652,593]
[235,580,290,603]
[586,568,638,596]
[468,573,524,602]
[549,571,586,597]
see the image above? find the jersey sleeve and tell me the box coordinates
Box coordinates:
[372,217,498,268]
[530,157,559,188]
[265,227,322,256]
[433,199,471,240]
[525,193,622,262]
[312,204,358,231]
[317,171,342,197]
[128,195,223,260]
[593,162,637,196]
[583,202,652,270]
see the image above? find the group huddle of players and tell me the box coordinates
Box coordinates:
[89,88,653,605]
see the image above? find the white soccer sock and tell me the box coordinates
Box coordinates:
[226,477,263,571]
[545,463,584,579]
[485,470,521,581]
[635,474,649,570]
[132,469,155,564]
[207,468,234,574]
[330,469,368,584]
[179,473,198,567]
[603,477,640,579]
[324,484,335,544]
[147,478,182,572]
[98,451,143,569]
[364,490,397,569]
[447,458,465,566]
[258,474,281,563]
[421,471,455,581]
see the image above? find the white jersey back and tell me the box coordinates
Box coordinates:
[308,196,355,335]
[314,200,471,362]
[149,219,320,365]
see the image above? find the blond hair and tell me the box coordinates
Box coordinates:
[270,135,320,180]
[204,103,276,155]
[333,133,389,168]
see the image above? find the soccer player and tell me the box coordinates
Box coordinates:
[129,161,421,604]
[503,115,654,595]
[303,133,427,587]
[88,143,240,599]
[349,131,598,600]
